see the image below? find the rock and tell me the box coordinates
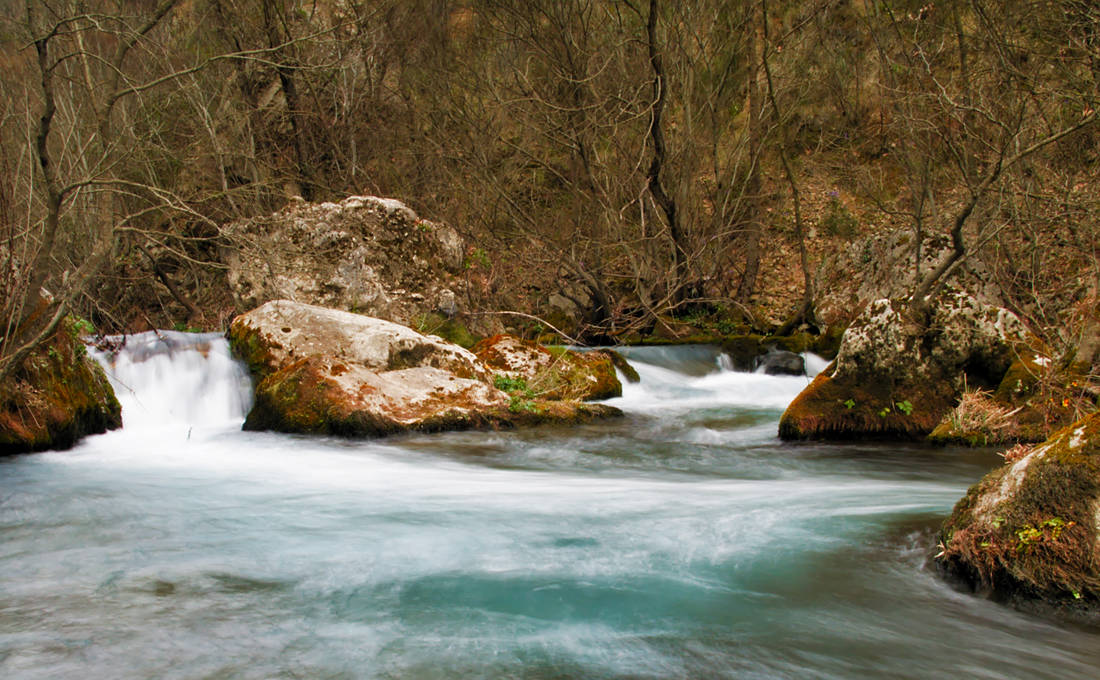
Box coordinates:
[722,332,840,372]
[935,412,1100,622]
[816,230,1009,328]
[779,294,1026,440]
[230,300,488,379]
[228,301,621,437]
[754,349,805,376]
[0,318,122,454]
[472,334,622,401]
[221,195,499,336]
[928,348,1090,447]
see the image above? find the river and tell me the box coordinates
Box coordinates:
[1,332,1098,679]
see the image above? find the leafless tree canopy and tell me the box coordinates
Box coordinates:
[1,0,1097,373]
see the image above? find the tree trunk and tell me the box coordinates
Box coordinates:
[642,0,688,306]
[736,0,765,305]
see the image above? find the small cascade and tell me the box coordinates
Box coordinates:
[804,352,831,378]
[91,330,252,431]
[609,344,812,414]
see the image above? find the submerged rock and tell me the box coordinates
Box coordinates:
[472,334,623,401]
[0,318,121,454]
[779,294,1026,440]
[935,412,1100,622]
[754,349,805,376]
[228,301,621,437]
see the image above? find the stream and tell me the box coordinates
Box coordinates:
[2,332,1099,679]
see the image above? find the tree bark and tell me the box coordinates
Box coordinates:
[736,0,765,305]
[642,0,688,306]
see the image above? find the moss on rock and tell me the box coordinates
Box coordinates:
[0,318,122,454]
[936,412,1100,621]
[778,370,952,441]
[230,301,622,439]
[473,335,622,401]
[779,295,1025,441]
[414,312,481,349]
[930,349,1094,447]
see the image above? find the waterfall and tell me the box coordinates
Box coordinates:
[90,330,252,431]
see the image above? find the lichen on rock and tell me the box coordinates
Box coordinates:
[779,294,1026,440]
[935,411,1100,622]
[472,334,623,401]
[228,300,621,438]
[0,318,121,454]
[220,194,495,336]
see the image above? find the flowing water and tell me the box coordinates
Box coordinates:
[2,333,1099,679]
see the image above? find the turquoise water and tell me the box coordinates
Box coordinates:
[1,335,1098,679]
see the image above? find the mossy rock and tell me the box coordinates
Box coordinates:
[927,424,1003,447]
[994,351,1086,441]
[778,370,951,441]
[936,412,1100,622]
[720,335,765,371]
[413,312,481,349]
[604,349,640,384]
[780,296,1025,441]
[766,332,814,355]
[244,357,513,437]
[930,350,1092,447]
[811,324,846,360]
[720,329,841,372]
[231,302,623,440]
[994,351,1047,404]
[499,399,623,427]
[0,318,122,454]
[473,335,622,401]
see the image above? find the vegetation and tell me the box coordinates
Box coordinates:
[937,412,1100,616]
[0,1,1097,395]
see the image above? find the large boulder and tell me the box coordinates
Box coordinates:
[472,334,623,401]
[0,318,121,454]
[220,195,497,336]
[228,301,620,437]
[816,231,1009,328]
[779,294,1026,440]
[935,411,1100,621]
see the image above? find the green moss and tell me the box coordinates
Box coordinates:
[937,412,1100,614]
[226,319,283,380]
[0,317,122,454]
[603,349,640,383]
[413,312,480,349]
[720,335,764,371]
[779,370,952,441]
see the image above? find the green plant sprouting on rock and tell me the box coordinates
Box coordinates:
[493,374,533,396]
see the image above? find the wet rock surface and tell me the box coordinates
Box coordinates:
[935,412,1100,623]
[228,301,620,437]
[0,319,121,454]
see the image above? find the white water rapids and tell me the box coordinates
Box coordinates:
[1,332,1098,679]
